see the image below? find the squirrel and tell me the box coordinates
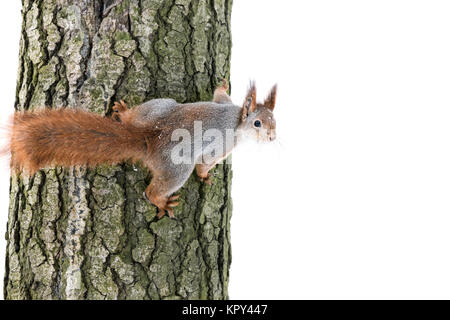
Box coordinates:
[9,80,277,218]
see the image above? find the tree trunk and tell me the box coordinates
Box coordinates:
[4,0,233,300]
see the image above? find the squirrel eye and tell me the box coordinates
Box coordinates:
[254,120,261,128]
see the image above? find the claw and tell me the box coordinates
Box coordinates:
[146,193,180,219]
[167,201,179,208]
[157,208,166,219]
[156,207,175,219]
[166,207,174,218]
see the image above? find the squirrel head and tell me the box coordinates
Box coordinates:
[238,83,277,142]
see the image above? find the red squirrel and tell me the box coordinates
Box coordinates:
[9,80,277,218]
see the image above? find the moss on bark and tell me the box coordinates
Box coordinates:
[4,0,233,300]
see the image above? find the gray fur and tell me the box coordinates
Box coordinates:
[131,84,276,207]
[133,99,242,195]
[134,98,178,120]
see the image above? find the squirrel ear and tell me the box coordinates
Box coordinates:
[241,82,256,120]
[264,84,277,111]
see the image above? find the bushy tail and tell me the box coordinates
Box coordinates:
[10,109,158,174]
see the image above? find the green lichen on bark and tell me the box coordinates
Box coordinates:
[5,0,233,300]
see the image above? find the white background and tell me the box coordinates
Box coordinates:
[1,0,450,299]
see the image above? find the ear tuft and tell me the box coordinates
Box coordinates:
[264,84,277,111]
[241,82,257,120]
[247,81,257,112]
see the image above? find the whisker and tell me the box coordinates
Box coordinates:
[273,136,285,149]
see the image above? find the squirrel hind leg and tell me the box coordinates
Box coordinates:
[144,181,180,219]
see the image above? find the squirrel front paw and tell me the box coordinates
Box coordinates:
[218,78,229,91]
[113,100,128,113]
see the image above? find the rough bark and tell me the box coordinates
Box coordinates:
[4,0,233,300]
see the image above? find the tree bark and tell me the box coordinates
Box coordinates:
[4,0,233,300]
